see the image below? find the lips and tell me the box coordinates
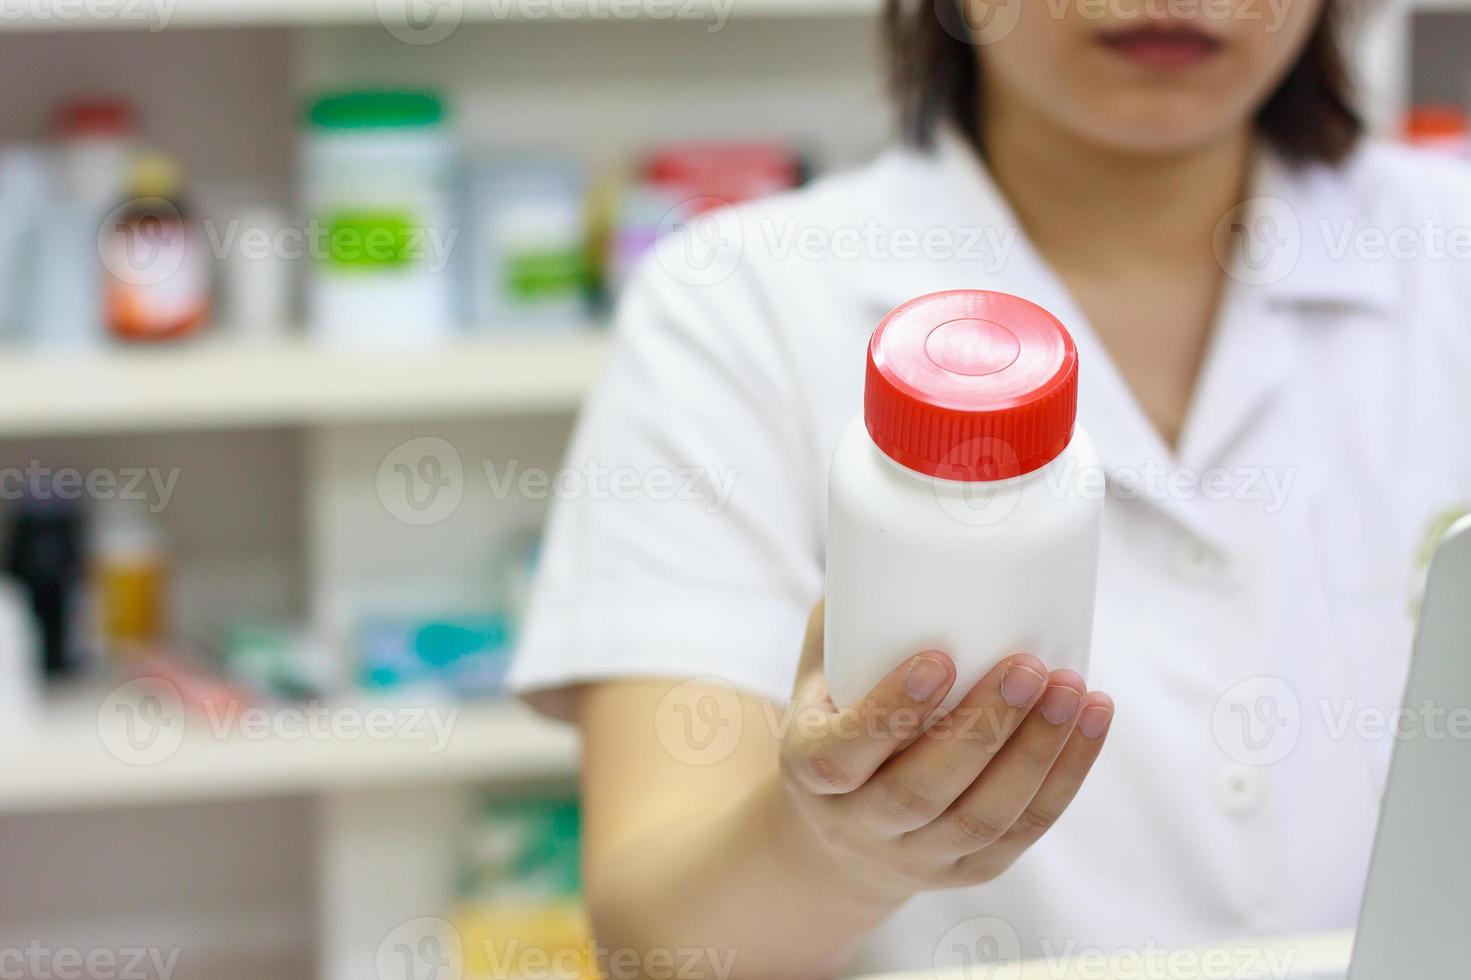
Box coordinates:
[1096,25,1225,67]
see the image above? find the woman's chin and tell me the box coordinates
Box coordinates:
[1066,102,1251,159]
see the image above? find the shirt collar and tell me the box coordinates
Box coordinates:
[859,127,1399,322]
[1229,147,1400,319]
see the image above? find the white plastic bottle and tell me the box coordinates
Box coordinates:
[825,290,1103,715]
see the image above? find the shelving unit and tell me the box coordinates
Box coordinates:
[0,5,895,974]
[0,688,578,814]
[0,332,611,436]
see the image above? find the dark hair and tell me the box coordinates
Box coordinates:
[883,1,1363,164]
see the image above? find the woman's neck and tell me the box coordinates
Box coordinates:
[980,104,1254,278]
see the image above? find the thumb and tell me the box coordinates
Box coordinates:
[791,599,830,708]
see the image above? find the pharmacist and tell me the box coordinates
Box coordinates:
[508,1,1471,977]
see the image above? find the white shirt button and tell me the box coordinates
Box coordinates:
[1215,765,1265,816]
[1177,536,1233,587]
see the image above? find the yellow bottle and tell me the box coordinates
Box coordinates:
[92,497,167,660]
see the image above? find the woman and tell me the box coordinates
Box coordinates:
[510,1,1471,976]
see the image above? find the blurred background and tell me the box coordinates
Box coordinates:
[0,1,1466,978]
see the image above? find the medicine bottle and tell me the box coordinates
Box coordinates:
[825,290,1103,714]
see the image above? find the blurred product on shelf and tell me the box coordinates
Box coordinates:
[32,98,138,347]
[56,99,136,207]
[220,619,339,701]
[1,86,806,348]
[1,98,220,348]
[455,796,593,980]
[2,485,89,679]
[0,579,43,731]
[490,527,541,627]
[218,204,293,341]
[1404,104,1471,157]
[352,528,538,698]
[357,612,513,697]
[462,156,591,328]
[303,89,457,346]
[606,141,803,296]
[127,650,259,720]
[646,142,804,203]
[0,146,49,342]
[91,496,168,662]
[102,152,212,342]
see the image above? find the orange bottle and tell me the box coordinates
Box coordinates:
[102,153,210,341]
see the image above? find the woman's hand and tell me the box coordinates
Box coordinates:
[775,601,1114,902]
[574,601,1115,980]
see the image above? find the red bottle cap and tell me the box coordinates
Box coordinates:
[864,290,1079,482]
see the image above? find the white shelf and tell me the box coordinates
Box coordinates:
[0,332,611,437]
[0,689,578,813]
[0,0,879,33]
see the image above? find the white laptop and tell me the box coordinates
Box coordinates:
[1337,513,1471,980]
[1274,514,1471,980]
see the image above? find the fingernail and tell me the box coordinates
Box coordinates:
[1078,704,1113,739]
[1000,664,1046,707]
[1039,686,1084,726]
[903,657,949,701]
